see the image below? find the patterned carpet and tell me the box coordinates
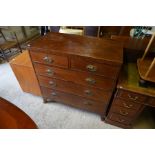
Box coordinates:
[0,62,119,129]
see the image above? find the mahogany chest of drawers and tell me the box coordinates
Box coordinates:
[105,63,155,128]
[28,32,123,119]
[105,89,146,128]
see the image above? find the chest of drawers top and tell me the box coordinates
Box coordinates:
[118,63,155,98]
[117,63,155,108]
[29,32,123,66]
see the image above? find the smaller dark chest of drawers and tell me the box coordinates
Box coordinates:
[29,32,123,119]
[105,63,155,128]
[106,89,146,128]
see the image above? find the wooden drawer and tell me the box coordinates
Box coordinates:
[105,118,131,128]
[30,51,68,68]
[41,87,106,115]
[34,63,115,90]
[37,75,112,103]
[112,98,142,110]
[71,57,120,78]
[110,105,138,117]
[108,112,132,125]
[116,89,147,103]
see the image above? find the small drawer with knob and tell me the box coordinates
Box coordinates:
[30,51,68,68]
[116,90,147,103]
[71,56,120,78]
[112,98,142,110]
[108,112,132,125]
[110,105,138,117]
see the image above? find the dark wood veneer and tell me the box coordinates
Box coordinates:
[70,56,120,78]
[41,87,106,115]
[30,51,68,68]
[105,63,155,128]
[37,75,112,103]
[29,32,123,65]
[34,63,115,91]
[29,32,123,119]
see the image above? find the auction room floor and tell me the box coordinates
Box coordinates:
[0,62,120,129]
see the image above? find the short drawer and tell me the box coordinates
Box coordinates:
[30,51,68,68]
[34,63,115,90]
[110,105,138,117]
[116,89,147,103]
[112,98,142,110]
[108,112,132,125]
[71,57,120,78]
[41,87,106,115]
[38,75,112,103]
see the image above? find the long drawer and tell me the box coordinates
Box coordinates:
[34,63,115,90]
[41,86,106,114]
[71,56,120,78]
[30,51,68,68]
[116,90,147,103]
[108,112,132,125]
[37,75,112,103]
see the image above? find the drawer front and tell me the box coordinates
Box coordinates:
[71,57,120,78]
[112,98,142,110]
[110,105,138,117]
[30,51,68,68]
[117,90,147,103]
[34,63,115,90]
[108,112,132,125]
[38,75,112,103]
[41,87,106,115]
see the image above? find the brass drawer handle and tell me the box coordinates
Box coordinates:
[51,92,57,96]
[109,115,125,123]
[43,56,53,63]
[85,77,96,84]
[123,102,133,108]
[117,118,125,123]
[86,64,97,72]
[83,101,92,106]
[119,110,128,116]
[84,90,93,96]
[46,98,51,102]
[46,69,54,75]
[49,81,57,87]
[128,94,138,101]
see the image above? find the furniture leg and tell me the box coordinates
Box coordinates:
[101,115,106,121]
[43,98,56,103]
[43,98,48,103]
